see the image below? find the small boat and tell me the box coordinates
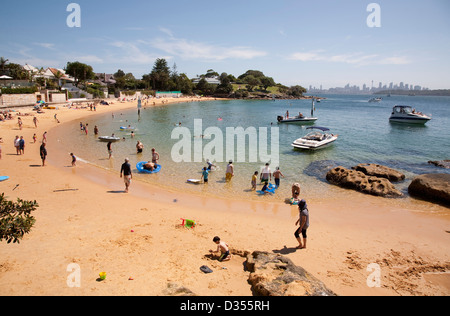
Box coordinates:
[277,98,318,124]
[389,105,431,124]
[291,126,338,150]
[369,97,382,103]
[98,136,121,142]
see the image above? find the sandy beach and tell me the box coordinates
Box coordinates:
[0,97,449,297]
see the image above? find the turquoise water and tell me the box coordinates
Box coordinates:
[54,95,450,201]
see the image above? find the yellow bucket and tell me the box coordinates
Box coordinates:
[99,272,107,280]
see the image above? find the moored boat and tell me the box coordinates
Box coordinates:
[389,105,431,124]
[291,126,338,150]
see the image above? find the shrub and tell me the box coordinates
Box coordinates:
[0,193,38,244]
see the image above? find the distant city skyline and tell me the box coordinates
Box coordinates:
[308,81,429,94]
[1,0,449,90]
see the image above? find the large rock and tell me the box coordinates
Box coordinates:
[246,251,336,296]
[408,174,450,206]
[326,166,403,197]
[352,163,405,182]
[428,160,450,169]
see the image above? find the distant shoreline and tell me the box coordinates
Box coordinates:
[374,89,450,97]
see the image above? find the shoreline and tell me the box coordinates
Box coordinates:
[0,97,449,296]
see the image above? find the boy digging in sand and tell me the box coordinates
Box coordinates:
[209,236,231,262]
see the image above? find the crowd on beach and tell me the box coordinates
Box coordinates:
[1,98,310,269]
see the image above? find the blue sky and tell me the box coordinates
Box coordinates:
[1,0,449,89]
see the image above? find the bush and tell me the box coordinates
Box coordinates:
[1,87,38,95]
[0,193,38,244]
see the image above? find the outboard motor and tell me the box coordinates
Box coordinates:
[277,116,284,122]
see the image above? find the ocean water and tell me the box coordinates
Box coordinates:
[52,95,450,203]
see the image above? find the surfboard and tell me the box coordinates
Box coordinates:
[136,162,162,174]
[0,176,9,182]
[187,179,202,184]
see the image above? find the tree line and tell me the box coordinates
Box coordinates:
[1,56,307,98]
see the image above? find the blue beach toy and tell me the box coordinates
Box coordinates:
[136,162,161,174]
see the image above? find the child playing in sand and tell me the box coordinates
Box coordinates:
[70,153,77,167]
[209,236,231,262]
[251,171,258,190]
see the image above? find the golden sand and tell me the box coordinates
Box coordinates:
[0,97,449,296]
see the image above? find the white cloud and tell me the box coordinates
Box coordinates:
[158,27,174,38]
[34,43,55,49]
[151,37,267,61]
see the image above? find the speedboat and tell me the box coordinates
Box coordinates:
[291,126,338,150]
[277,98,318,124]
[369,97,382,103]
[277,115,317,124]
[389,105,431,124]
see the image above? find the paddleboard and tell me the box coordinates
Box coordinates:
[187,179,202,184]
[136,162,162,174]
[0,176,9,182]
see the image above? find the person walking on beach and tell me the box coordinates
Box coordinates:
[70,153,77,167]
[40,142,47,166]
[120,158,132,193]
[294,200,309,249]
[33,116,38,128]
[273,167,285,187]
[226,161,234,182]
[260,163,271,185]
[209,236,231,262]
[19,136,25,155]
[14,135,20,155]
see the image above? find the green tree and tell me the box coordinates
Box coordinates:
[260,76,276,91]
[65,61,95,86]
[150,58,170,91]
[0,193,38,244]
[288,85,307,97]
[0,57,9,75]
[244,75,261,92]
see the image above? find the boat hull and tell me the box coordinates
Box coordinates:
[278,117,318,124]
[389,116,431,124]
[291,136,338,150]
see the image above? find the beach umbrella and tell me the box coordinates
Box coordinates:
[0,75,13,79]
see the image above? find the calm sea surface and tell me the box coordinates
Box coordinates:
[53,94,450,203]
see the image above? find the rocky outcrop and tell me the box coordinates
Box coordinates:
[428,160,450,169]
[408,174,450,206]
[352,163,405,182]
[326,166,403,197]
[246,251,336,296]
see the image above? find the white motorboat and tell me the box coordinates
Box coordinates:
[278,98,318,124]
[369,97,382,103]
[291,126,338,150]
[389,105,431,124]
